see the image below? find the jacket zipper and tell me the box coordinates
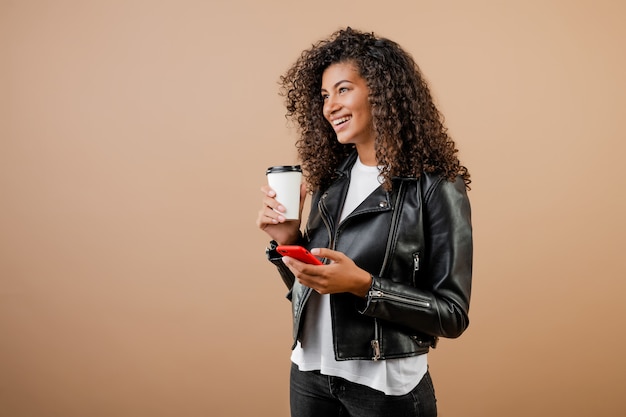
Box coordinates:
[368,290,431,309]
[371,319,381,361]
[412,252,420,285]
[379,182,404,277]
[319,195,335,252]
[319,178,392,362]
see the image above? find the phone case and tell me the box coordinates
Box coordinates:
[275,245,323,265]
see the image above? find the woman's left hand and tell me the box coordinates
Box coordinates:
[281,248,372,298]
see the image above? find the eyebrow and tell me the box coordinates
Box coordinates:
[320,80,353,92]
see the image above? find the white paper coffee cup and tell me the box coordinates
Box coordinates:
[266,165,302,220]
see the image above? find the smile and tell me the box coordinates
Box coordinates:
[332,116,352,126]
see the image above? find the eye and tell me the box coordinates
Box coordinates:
[321,93,329,101]
[338,87,349,94]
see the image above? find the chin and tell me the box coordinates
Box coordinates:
[335,135,354,145]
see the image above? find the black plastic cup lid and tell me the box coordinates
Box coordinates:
[266,165,302,175]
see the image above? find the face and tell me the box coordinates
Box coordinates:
[321,61,375,153]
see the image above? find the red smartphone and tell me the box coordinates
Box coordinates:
[276,245,323,265]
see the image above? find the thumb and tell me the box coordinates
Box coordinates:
[310,247,342,262]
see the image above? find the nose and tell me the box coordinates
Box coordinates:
[324,95,341,118]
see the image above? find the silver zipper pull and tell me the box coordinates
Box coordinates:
[371,339,381,361]
[369,290,383,298]
[413,253,420,271]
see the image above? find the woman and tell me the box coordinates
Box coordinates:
[256,27,472,417]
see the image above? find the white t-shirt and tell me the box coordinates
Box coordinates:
[291,157,427,395]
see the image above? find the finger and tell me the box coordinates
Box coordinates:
[260,185,277,197]
[310,247,342,262]
[261,194,286,214]
[257,206,285,229]
[294,274,324,294]
[283,257,321,275]
[281,256,303,269]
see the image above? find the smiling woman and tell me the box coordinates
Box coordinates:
[279,28,470,194]
[321,62,376,164]
[256,27,473,417]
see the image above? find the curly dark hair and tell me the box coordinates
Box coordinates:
[279,27,471,191]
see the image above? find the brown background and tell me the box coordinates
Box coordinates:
[1,0,625,416]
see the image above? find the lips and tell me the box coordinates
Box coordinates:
[332,116,351,126]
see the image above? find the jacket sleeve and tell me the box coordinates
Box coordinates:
[359,177,473,339]
[266,240,296,291]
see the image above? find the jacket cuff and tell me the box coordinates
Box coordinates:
[266,240,296,291]
[358,274,380,315]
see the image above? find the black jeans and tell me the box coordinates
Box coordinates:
[289,363,437,417]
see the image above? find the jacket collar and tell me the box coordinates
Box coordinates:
[321,151,394,225]
[335,150,359,177]
[335,150,420,183]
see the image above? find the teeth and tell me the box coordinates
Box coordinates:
[333,116,351,126]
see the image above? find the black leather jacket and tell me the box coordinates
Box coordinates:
[267,152,472,360]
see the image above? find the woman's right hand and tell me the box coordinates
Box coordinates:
[256,183,307,245]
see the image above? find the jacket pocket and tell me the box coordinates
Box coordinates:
[410,334,439,349]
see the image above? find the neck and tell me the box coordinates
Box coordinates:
[356,146,377,166]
